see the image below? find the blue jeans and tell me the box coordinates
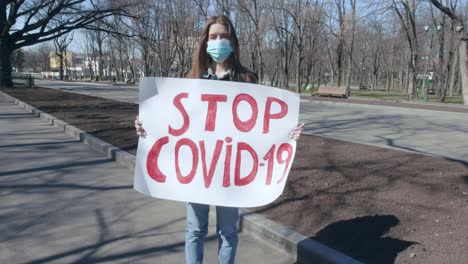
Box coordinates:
[185,203,239,264]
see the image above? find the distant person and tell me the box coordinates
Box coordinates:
[135,15,303,264]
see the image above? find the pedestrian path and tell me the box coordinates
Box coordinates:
[299,99,468,162]
[0,97,293,264]
[36,79,139,103]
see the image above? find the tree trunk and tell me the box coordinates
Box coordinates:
[59,52,64,80]
[345,0,357,97]
[460,36,468,105]
[448,49,459,97]
[283,44,290,89]
[97,35,104,81]
[391,71,395,91]
[441,25,456,101]
[357,69,362,89]
[345,58,353,94]
[329,64,335,86]
[404,63,410,93]
[118,47,125,81]
[385,70,391,92]
[296,51,302,93]
[436,16,446,98]
[368,72,372,89]
[0,38,13,88]
[398,68,403,91]
[408,64,418,100]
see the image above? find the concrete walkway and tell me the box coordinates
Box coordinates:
[37,79,468,163]
[36,79,139,103]
[299,99,468,162]
[0,97,293,264]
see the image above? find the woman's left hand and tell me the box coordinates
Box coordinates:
[290,123,304,141]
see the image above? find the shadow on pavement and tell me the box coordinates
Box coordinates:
[23,211,191,264]
[0,140,78,149]
[0,159,113,177]
[0,112,36,118]
[303,215,415,264]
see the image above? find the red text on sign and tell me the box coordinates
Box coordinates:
[168,93,288,135]
[146,137,293,188]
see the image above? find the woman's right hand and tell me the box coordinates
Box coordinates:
[135,115,146,137]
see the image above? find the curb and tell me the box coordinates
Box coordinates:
[0,90,363,264]
[300,96,468,116]
[239,209,362,264]
[345,96,468,109]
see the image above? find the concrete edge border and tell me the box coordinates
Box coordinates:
[300,96,468,116]
[0,91,137,170]
[0,90,363,264]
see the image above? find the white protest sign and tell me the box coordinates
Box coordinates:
[134,77,299,208]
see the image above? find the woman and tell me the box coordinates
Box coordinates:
[135,15,303,264]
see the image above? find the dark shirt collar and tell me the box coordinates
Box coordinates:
[203,67,232,80]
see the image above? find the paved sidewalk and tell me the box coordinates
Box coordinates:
[36,79,139,103]
[299,98,468,162]
[0,97,293,264]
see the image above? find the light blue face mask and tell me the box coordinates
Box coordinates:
[206,39,233,63]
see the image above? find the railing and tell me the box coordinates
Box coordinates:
[11,72,41,88]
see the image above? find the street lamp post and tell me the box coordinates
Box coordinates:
[423,25,442,102]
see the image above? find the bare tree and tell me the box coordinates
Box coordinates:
[344,0,357,95]
[193,0,210,20]
[0,0,130,88]
[303,1,326,91]
[37,43,52,73]
[429,0,467,104]
[53,33,74,80]
[270,0,296,89]
[167,0,199,77]
[391,0,419,100]
[238,0,267,82]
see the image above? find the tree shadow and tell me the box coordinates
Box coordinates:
[0,112,35,119]
[305,215,415,264]
[0,183,132,191]
[56,86,137,93]
[0,159,112,177]
[23,210,193,264]
[0,140,78,149]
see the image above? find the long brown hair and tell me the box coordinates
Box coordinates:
[188,15,257,83]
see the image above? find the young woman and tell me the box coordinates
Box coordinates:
[135,15,303,264]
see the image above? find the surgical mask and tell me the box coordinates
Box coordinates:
[206,39,233,63]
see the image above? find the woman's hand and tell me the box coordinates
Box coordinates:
[290,123,304,141]
[135,115,146,138]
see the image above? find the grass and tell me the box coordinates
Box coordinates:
[350,90,407,100]
[261,82,464,105]
[350,90,464,104]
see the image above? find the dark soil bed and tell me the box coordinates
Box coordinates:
[3,87,468,264]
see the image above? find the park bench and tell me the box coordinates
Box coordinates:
[315,86,347,98]
[12,74,35,88]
